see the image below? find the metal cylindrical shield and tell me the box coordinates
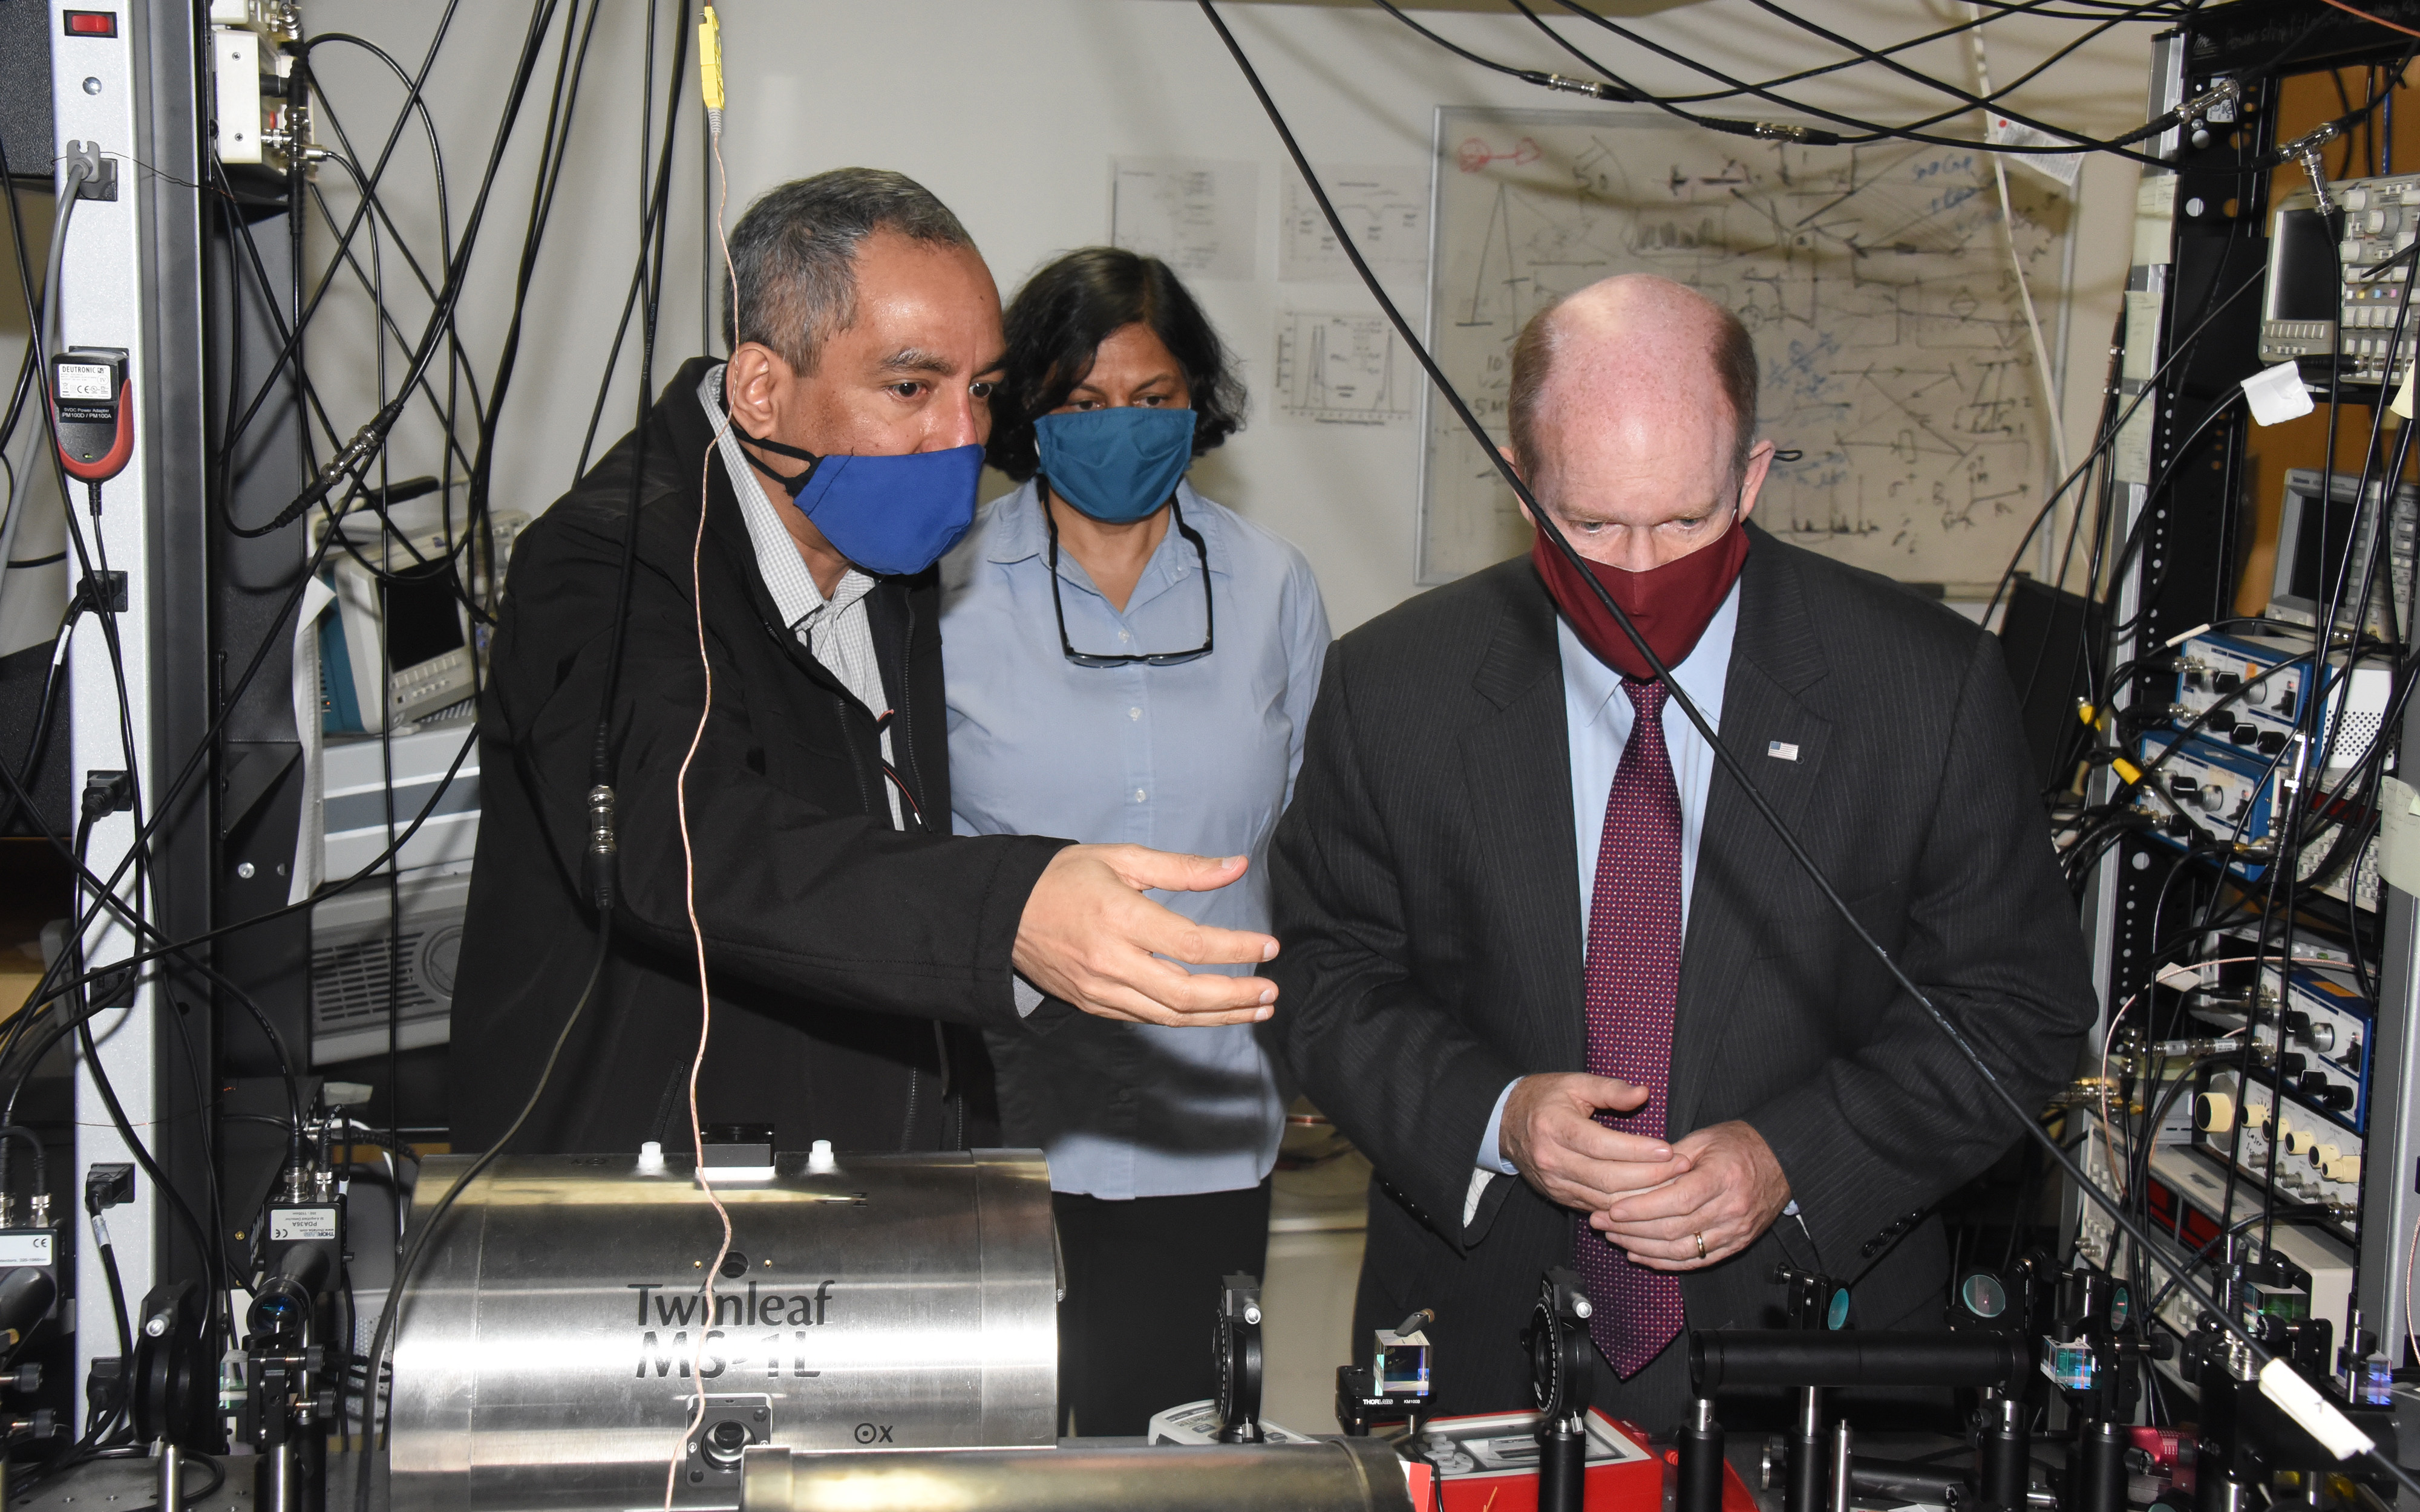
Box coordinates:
[738,1440,1418,1512]
[388,1150,1056,1512]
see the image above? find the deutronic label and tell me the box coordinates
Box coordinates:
[55,365,111,402]
[269,1208,338,1242]
[0,1233,52,1266]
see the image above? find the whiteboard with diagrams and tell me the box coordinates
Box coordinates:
[1419,108,2073,586]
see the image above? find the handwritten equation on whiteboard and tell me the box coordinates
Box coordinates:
[1274,311,1414,428]
[1419,108,2072,586]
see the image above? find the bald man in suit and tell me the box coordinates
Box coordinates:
[1264,274,2093,1426]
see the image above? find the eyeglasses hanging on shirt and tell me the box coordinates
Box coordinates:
[1044,492,1215,668]
[1034,405,1214,667]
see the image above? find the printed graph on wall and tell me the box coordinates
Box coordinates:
[1419,107,2074,587]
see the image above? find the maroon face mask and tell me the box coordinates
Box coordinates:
[1530,516,1750,680]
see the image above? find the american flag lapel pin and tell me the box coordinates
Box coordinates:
[1768,740,1799,761]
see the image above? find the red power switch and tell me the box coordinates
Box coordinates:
[62,11,118,36]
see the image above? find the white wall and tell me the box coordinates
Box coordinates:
[296,0,2159,631]
[0,190,70,662]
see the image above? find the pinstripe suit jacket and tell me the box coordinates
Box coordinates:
[1262,524,2094,1415]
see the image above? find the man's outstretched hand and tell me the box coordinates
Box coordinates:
[1013,844,1278,1026]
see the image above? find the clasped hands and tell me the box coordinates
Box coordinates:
[1499,1072,1791,1269]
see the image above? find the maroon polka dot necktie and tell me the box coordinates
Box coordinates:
[1572,676,1686,1380]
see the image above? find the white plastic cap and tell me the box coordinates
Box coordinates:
[636,1140,666,1172]
[808,1139,837,1171]
[2242,361,2315,428]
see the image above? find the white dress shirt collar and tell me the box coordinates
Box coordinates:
[1559,572,1742,739]
[697,365,876,633]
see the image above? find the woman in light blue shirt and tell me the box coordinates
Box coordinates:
[941,248,1330,1435]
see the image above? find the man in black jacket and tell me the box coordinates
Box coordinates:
[450,170,1278,1154]
[1264,275,2093,1424]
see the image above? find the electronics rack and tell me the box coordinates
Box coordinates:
[7,0,521,1448]
[2077,0,2420,1400]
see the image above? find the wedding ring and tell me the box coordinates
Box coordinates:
[1693,1231,1707,1260]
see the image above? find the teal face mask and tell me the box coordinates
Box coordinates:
[1033,406,1196,523]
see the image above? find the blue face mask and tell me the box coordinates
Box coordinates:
[1033,406,1196,524]
[728,422,981,578]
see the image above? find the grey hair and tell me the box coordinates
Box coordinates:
[722,168,977,373]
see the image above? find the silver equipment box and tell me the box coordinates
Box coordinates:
[308,867,466,1064]
[388,1150,1058,1512]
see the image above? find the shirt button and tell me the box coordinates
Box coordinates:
[1118,630,1132,643]
[1128,707,1141,721]
[1134,789,1147,802]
